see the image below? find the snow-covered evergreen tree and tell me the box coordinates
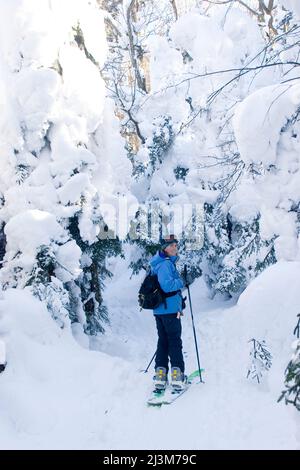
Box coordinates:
[247,338,273,383]
[206,209,277,297]
[279,340,300,410]
[68,214,124,335]
[0,0,133,336]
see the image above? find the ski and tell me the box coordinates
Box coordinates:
[162,369,204,405]
[147,369,204,407]
[147,387,168,406]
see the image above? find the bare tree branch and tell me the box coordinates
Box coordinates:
[126,0,147,93]
[170,0,178,20]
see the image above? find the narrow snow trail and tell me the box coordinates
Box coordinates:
[0,259,299,449]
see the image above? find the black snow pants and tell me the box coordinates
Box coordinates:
[154,313,185,374]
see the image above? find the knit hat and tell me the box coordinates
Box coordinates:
[159,234,178,250]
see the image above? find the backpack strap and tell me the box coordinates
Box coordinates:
[164,290,180,297]
[158,257,181,309]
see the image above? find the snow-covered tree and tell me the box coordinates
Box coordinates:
[279,340,300,411]
[197,202,275,298]
[0,0,133,336]
[247,338,273,383]
[68,214,124,335]
[112,0,300,298]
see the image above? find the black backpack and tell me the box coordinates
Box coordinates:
[138,263,180,311]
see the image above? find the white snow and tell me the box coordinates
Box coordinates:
[4,210,65,258]
[55,241,82,283]
[233,84,300,166]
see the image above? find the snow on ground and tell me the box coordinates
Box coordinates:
[0,257,299,449]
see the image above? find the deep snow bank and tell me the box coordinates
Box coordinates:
[0,288,132,449]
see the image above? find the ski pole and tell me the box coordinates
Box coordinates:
[142,351,156,373]
[184,265,204,383]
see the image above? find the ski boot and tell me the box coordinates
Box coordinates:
[0,362,6,374]
[170,367,187,391]
[153,367,168,391]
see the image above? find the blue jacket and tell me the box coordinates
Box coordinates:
[149,251,184,315]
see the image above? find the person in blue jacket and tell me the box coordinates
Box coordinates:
[149,234,187,391]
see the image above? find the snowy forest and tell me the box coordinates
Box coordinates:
[0,0,300,450]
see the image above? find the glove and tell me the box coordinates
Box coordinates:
[181,295,187,310]
[183,272,193,287]
[182,265,193,287]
